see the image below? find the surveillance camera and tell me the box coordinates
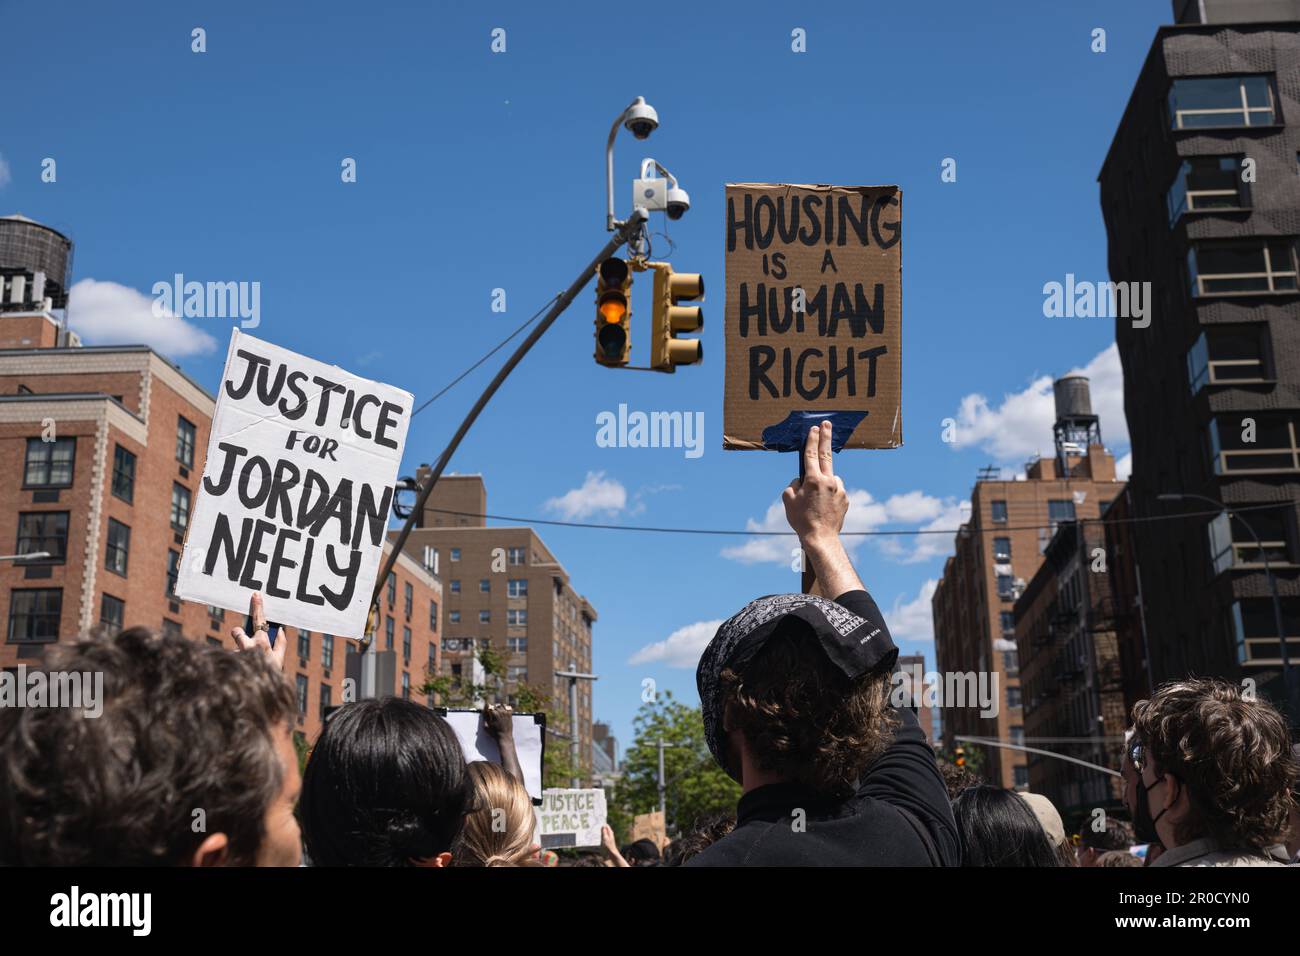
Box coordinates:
[666,185,690,220]
[624,101,659,140]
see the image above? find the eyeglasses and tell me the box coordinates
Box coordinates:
[1128,735,1147,773]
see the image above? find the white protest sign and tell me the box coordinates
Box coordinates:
[537,788,607,849]
[175,328,412,636]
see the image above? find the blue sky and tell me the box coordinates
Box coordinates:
[2,0,1169,750]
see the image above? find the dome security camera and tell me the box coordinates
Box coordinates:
[666,185,690,220]
[623,99,659,140]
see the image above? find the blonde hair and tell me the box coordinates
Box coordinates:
[453,761,538,867]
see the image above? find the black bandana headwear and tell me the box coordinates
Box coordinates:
[695,593,898,774]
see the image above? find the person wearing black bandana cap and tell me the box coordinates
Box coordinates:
[687,422,960,867]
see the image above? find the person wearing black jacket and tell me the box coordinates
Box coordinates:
[687,421,960,867]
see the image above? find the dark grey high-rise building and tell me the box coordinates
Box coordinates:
[1099,1,1300,719]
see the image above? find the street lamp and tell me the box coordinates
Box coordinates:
[1157,492,1297,722]
[555,661,598,788]
[606,96,659,231]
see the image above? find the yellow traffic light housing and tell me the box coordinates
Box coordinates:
[650,264,703,371]
[595,257,631,366]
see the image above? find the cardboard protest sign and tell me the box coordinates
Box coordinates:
[630,810,668,850]
[723,183,902,451]
[536,788,607,849]
[176,329,412,636]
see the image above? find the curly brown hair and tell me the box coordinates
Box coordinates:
[719,620,896,799]
[0,626,295,866]
[1131,678,1296,852]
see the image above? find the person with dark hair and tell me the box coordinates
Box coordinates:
[664,813,736,866]
[936,757,981,802]
[1075,815,1135,867]
[686,422,959,867]
[620,838,663,866]
[952,786,1065,867]
[0,616,301,866]
[298,696,473,866]
[1125,678,1296,867]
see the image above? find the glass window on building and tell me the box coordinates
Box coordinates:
[298,630,311,661]
[507,609,527,627]
[508,637,527,653]
[322,634,335,670]
[1168,75,1275,129]
[1166,155,1248,225]
[990,500,1008,523]
[24,437,75,487]
[1047,499,1076,531]
[507,579,528,598]
[320,684,332,720]
[450,548,461,562]
[508,547,526,565]
[170,483,191,530]
[1187,239,1298,296]
[105,518,130,574]
[507,665,527,683]
[166,550,180,596]
[449,610,460,623]
[385,616,394,649]
[17,511,69,564]
[404,582,413,618]
[112,445,136,503]
[1000,610,1015,637]
[296,675,308,715]
[450,580,461,594]
[996,573,1014,599]
[403,626,411,660]
[430,600,439,631]
[1208,414,1299,474]
[1186,326,1270,393]
[479,579,490,593]
[401,672,411,700]
[1013,766,1030,789]
[386,572,396,606]
[992,536,1011,562]
[176,416,197,467]
[479,610,491,624]
[100,593,125,632]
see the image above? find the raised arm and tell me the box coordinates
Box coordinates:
[783,420,864,598]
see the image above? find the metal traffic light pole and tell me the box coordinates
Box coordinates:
[364,207,650,654]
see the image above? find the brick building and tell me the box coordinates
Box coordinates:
[1099,0,1300,719]
[393,472,597,779]
[1014,519,1128,820]
[932,379,1124,789]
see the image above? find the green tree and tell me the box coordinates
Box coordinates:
[610,690,740,843]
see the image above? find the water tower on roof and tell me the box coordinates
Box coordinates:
[1053,376,1102,478]
[0,214,74,313]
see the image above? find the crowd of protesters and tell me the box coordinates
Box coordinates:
[1,423,1297,867]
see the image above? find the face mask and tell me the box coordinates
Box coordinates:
[1133,776,1169,845]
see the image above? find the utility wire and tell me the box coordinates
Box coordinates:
[410,293,562,418]
[415,501,1286,538]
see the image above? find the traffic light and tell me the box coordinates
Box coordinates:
[595,256,631,366]
[650,264,703,371]
[954,746,966,768]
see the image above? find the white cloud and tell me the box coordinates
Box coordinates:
[947,343,1128,463]
[543,471,627,520]
[887,579,938,643]
[722,488,968,567]
[1115,451,1132,481]
[628,619,724,669]
[67,278,218,357]
[0,152,11,189]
